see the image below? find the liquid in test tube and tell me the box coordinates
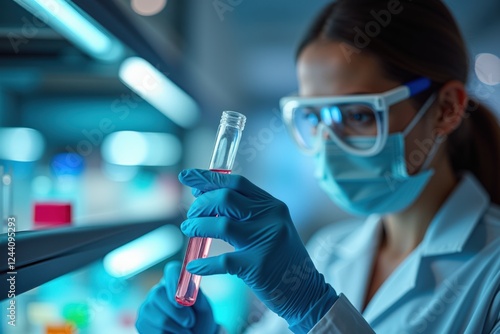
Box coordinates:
[176,111,246,306]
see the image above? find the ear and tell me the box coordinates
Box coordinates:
[434,80,468,137]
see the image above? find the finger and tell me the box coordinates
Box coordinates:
[192,286,213,314]
[191,187,203,197]
[191,287,217,332]
[186,188,266,221]
[179,169,270,199]
[135,312,170,334]
[180,217,244,247]
[163,262,188,309]
[136,286,194,333]
[186,252,241,276]
[136,305,191,334]
[147,282,196,328]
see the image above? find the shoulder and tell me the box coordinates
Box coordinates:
[306,218,364,272]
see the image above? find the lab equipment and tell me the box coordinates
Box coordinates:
[179,169,338,333]
[175,111,246,307]
[1,166,14,233]
[136,261,219,334]
[33,202,73,228]
[280,77,431,156]
[0,220,167,297]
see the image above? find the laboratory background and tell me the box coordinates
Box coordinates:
[0,0,499,333]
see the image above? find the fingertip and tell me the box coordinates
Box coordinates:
[191,187,203,197]
[192,287,212,313]
[179,220,190,234]
[163,261,184,306]
[178,169,188,180]
[186,260,202,274]
[164,261,182,277]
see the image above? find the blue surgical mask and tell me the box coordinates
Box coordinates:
[314,95,441,216]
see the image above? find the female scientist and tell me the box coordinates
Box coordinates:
[136,0,500,333]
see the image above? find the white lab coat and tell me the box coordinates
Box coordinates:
[243,173,500,333]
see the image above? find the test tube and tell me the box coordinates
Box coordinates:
[175,110,246,306]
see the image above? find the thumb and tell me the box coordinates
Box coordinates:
[178,169,230,193]
[192,287,219,334]
[192,286,212,314]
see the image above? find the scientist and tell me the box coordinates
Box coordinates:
[136,0,500,333]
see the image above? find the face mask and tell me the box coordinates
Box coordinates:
[314,95,441,216]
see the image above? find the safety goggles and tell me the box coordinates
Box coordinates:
[280,77,432,156]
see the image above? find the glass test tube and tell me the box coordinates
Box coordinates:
[175,110,246,306]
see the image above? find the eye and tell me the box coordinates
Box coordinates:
[343,105,376,126]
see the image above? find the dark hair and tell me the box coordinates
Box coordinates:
[297,0,500,204]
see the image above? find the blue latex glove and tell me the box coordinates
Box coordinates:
[135,261,219,334]
[179,169,338,334]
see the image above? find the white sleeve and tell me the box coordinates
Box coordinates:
[308,294,375,334]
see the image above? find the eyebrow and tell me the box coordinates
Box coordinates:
[297,89,378,98]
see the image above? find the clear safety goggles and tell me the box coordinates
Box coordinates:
[280,78,432,156]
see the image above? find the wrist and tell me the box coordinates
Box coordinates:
[288,284,338,333]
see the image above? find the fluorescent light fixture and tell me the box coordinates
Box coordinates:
[103,225,183,278]
[102,162,139,182]
[101,131,182,166]
[13,0,123,62]
[119,57,200,128]
[0,127,45,162]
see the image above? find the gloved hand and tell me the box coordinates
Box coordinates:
[135,261,219,334]
[179,169,338,334]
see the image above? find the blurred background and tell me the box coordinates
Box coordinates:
[0,0,499,333]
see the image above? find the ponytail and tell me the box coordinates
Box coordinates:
[447,99,500,204]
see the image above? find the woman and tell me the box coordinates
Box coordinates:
[136,1,500,333]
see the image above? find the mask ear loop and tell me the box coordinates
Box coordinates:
[402,93,443,171]
[402,93,437,136]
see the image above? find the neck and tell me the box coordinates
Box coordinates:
[381,155,458,257]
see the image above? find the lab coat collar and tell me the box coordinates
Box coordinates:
[364,173,490,322]
[327,172,490,322]
[419,172,490,257]
[327,214,383,312]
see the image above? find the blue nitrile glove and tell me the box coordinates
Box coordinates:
[135,261,219,334]
[179,169,339,334]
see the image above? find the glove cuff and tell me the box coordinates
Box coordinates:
[288,284,338,334]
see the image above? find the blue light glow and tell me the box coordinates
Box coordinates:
[14,0,123,61]
[0,127,45,162]
[51,153,85,176]
[103,225,183,278]
[119,57,200,128]
[102,131,182,166]
[32,175,53,196]
[202,275,249,333]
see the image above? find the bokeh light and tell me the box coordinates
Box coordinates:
[475,53,500,86]
[131,0,167,16]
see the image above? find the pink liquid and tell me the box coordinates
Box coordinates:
[175,169,231,306]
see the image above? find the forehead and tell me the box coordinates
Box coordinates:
[297,41,397,96]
